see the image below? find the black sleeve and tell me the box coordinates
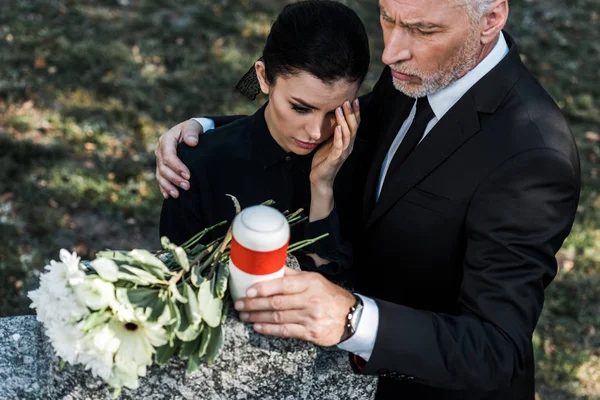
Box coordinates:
[294,206,354,288]
[159,146,212,246]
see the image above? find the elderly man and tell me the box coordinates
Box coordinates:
[154,0,580,399]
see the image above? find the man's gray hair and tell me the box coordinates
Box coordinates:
[462,0,495,22]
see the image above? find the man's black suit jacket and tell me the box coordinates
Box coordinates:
[332,31,580,399]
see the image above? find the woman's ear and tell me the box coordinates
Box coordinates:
[255,61,270,95]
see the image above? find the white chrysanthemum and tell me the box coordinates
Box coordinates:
[58,248,86,286]
[73,277,116,310]
[109,314,168,369]
[28,281,88,326]
[79,323,120,381]
[45,320,85,365]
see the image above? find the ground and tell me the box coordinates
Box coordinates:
[0,1,598,398]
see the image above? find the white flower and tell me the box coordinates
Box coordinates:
[79,323,120,381]
[59,248,86,286]
[45,320,85,365]
[107,358,141,390]
[110,288,137,322]
[73,277,116,310]
[28,280,88,326]
[90,258,118,282]
[109,314,168,369]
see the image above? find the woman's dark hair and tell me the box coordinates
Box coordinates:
[236,0,370,99]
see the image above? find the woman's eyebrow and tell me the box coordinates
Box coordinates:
[291,97,318,110]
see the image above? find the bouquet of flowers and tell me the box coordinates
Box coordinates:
[28,198,325,398]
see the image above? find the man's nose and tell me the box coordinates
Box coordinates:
[382,28,411,66]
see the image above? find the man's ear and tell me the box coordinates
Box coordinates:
[480,0,508,45]
[255,61,270,95]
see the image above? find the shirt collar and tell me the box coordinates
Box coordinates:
[427,31,510,121]
[250,102,305,169]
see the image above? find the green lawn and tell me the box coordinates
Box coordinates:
[0,1,598,398]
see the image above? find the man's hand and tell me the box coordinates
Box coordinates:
[234,267,356,347]
[155,119,203,199]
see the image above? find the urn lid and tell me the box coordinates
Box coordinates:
[232,205,290,252]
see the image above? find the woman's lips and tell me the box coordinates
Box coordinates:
[294,139,318,150]
[391,69,415,81]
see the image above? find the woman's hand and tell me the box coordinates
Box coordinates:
[310,99,360,192]
[308,99,360,222]
[155,119,204,199]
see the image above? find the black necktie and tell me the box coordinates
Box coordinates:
[379,96,434,192]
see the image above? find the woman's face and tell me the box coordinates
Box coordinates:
[256,62,361,155]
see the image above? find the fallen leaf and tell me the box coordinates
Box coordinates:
[34,56,47,69]
[585,131,600,142]
[48,199,59,208]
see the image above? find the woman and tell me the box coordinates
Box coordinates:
[159,0,369,282]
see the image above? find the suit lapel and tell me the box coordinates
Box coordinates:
[365,92,481,230]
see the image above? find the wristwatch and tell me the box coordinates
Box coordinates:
[345,294,364,338]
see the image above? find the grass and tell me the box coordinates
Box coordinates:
[0,1,598,398]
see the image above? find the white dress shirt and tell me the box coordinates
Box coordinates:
[192,33,509,362]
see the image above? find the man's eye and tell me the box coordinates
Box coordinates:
[292,105,311,114]
[418,30,435,36]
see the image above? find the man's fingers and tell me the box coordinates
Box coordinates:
[238,293,308,314]
[157,160,190,191]
[158,129,191,182]
[155,170,180,199]
[253,322,306,340]
[246,273,312,299]
[182,119,202,146]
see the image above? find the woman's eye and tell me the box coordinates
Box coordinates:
[292,105,310,114]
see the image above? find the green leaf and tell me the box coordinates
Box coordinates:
[179,332,202,360]
[81,311,111,332]
[186,353,202,375]
[166,301,181,346]
[119,265,162,285]
[129,249,172,280]
[214,262,229,299]
[95,250,134,264]
[198,279,223,328]
[169,280,188,304]
[172,246,190,272]
[175,321,203,342]
[177,301,190,333]
[197,324,211,358]
[221,300,230,324]
[191,264,204,288]
[148,297,167,321]
[127,288,159,308]
[206,325,224,365]
[184,282,202,325]
[155,341,179,365]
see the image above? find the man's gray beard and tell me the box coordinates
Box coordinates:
[391,34,480,98]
